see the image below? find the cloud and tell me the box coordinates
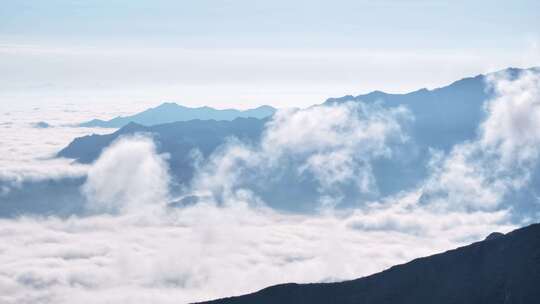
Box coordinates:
[82,135,171,214]
[0,104,110,184]
[481,70,540,166]
[190,102,411,209]
[0,102,149,204]
[0,199,514,304]
[264,102,409,191]
[421,69,540,211]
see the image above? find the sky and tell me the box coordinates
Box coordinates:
[1,0,539,109]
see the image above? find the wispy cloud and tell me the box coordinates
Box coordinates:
[82,135,170,214]
[190,102,411,209]
[0,196,513,304]
[422,70,540,211]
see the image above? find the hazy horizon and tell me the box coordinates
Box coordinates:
[2,1,539,109]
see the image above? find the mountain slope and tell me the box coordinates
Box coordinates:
[198,223,540,304]
[326,73,488,151]
[79,103,276,128]
[58,67,540,211]
[326,67,539,151]
[59,118,266,182]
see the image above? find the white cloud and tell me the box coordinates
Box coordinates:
[482,70,540,166]
[0,101,156,199]
[0,102,141,183]
[422,69,540,211]
[0,199,514,304]
[190,102,411,209]
[265,103,409,192]
[82,135,171,214]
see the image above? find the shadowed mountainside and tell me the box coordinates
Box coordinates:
[198,223,540,304]
[80,103,276,128]
[59,118,266,182]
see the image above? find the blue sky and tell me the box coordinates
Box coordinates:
[1,0,539,108]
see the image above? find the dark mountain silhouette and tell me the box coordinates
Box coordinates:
[198,223,540,304]
[79,103,276,128]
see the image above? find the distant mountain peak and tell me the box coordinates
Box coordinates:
[114,121,147,134]
[254,105,275,110]
[156,102,181,108]
[79,103,277,128]
[325,67,538,105]
[122,121,143,128]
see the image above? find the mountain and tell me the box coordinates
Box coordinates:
[326,67,538,151]
[59,118,266,182]
[325,67,540,202]
[79,103,276,128]
[58,67,540,212]
[328,73,481,150]
[198,223,540,304]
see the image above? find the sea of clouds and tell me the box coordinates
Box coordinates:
[1,70,539,303]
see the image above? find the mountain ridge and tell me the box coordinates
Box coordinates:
[79,103,276,128]
[56,67,540,212]
[197,223,540,304]
[325,66,539,104]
